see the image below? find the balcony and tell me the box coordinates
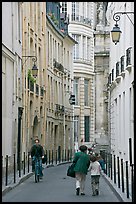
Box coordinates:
[126,47,132,72]
[55,104,65,114]
[71,14,91,26]
[36,84,39,95]
[53,59,65,73]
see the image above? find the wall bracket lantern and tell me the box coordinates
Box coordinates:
[111,11,134,45]
[22,56,38,77]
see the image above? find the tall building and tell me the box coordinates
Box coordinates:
[60,2,110,152]
[94,2,110,153]
[60,2,96,150]
[45,2,76,157]
[2,2,23,166]
[107,2,134,163]
[22,2,47,159]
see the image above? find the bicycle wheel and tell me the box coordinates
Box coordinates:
[34,158,40,183]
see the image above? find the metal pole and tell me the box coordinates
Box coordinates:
[126,161,129,198]
[121,159,124,193]
[14,154,16,183]
[117,156,120,188]
[5,155,8,186]
[114,155,116,184]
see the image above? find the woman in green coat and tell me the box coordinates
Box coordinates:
[73,145,90,195]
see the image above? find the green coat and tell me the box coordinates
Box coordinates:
[73,151,90,174]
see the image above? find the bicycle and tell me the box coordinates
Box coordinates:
[34,156,41,183]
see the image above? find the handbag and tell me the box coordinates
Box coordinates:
[42,154,47,164]
[67,163,76,178]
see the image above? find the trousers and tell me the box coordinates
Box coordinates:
[91,175,100,195]
[75,172,86,193]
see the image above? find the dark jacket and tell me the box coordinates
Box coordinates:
[30,144,44,158]
[73,151,90,174]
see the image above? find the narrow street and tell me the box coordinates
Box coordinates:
[2,163,122,202]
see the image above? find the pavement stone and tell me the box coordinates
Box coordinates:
[2,161,132,202]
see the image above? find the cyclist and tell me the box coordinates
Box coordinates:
[30,138,44,179]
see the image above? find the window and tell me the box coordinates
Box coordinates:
[73,78,79,105]
[87,37,91,61]
[116,62,119,77]
[84,116,90,142]
[72,2,79,21]
[83,36,86,60]
[74,116,79,142]
[112,68,114,81]
[84,79,89,106]
[62,2,67,15]
[72,34,80,59]
[120,56,125,72]
[126,47,132,66]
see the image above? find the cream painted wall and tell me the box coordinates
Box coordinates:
[107,2,134,162]
[2,2,22,162]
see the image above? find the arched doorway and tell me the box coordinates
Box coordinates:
[32,115,39,143]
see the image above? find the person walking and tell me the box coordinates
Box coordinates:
[30,138,44,179]
[96,154,105,173]
[73,145,90,196]
[88,155,102,196]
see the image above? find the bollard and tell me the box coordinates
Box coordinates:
[117,156,120,188]
[131,164,134,202]
[18,153,21,178]
[62,150,64,162]
[65,149,66,161]
[121,159,124,193]
[110,154,112,180]
[23,152,25,175]
[14,154,16,183]
[105,152,107,175]
[114,155,116,184]
[28,152,30,173]
[46,150,48,165]
[49,150,50,164]
[56,150,57,164]
[5,155,8,186]
[52,150,53,164]
[126,161,129,198]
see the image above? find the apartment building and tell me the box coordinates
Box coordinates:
[22,2,47,158]
[46,2,76,157]
[107,2,134,163]
[2,2,23,165]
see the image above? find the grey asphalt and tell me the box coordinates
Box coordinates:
[2,163,132,202]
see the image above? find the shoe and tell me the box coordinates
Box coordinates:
[81,192,85,195]
[92,193,96,196]
[95,189,99,195]
[76,187,80,195]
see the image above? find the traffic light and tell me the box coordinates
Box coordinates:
[69,94,75,105]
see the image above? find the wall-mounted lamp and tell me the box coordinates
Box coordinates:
[111,11,134,45]
[22,56,38,77]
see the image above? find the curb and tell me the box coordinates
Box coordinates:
[2,162,71,196]
[102,173,132,202]
[2,172,33,196]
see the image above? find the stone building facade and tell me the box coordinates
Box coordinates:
[22,2,47,156]
[46,2,76,157]
[107,2,134,163]
[2,2,23,165]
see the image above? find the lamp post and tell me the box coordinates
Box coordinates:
[22,56,38,77]
[111,12,134,45]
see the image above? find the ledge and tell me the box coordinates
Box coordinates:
[120,71,125,78]
[115,76,121,83]
[126,65,132,72]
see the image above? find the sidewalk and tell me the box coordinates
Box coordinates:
[2,161,132,202]
[2,161,70,196]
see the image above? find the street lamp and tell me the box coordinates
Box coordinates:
[22,56,38,77]
[111,12,134,45]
